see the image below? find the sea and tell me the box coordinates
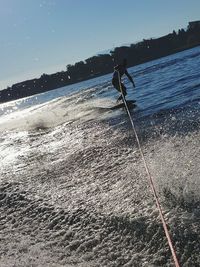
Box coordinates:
[0,47,199,267]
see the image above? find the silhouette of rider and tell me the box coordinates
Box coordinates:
[112,59,135,102]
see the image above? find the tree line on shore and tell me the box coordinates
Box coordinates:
[1,21,200,103]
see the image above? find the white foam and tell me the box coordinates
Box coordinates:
[0,94,116,131]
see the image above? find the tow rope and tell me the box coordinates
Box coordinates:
[117,71,180,267]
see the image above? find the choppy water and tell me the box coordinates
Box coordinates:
[0,47,200,267]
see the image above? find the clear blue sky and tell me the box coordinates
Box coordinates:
[1,0,200,89]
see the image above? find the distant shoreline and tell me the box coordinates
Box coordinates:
[1,21,200,104]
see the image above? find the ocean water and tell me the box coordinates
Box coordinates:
[0,47,200,267]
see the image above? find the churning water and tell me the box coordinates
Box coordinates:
[0,47,200,267]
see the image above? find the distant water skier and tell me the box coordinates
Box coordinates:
[112,59,135,102]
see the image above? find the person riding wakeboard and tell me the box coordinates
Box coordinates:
[112,58,135,102]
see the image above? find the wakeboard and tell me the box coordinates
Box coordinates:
[110,100,137,110]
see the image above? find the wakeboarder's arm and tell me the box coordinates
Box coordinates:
[125,70,135,87]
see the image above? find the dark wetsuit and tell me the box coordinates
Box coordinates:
[112,64,128,96]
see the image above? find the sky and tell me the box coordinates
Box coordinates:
[0,0,200,89]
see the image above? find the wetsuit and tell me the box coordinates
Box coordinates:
[112,64,135,102]
[112,64,128,96]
